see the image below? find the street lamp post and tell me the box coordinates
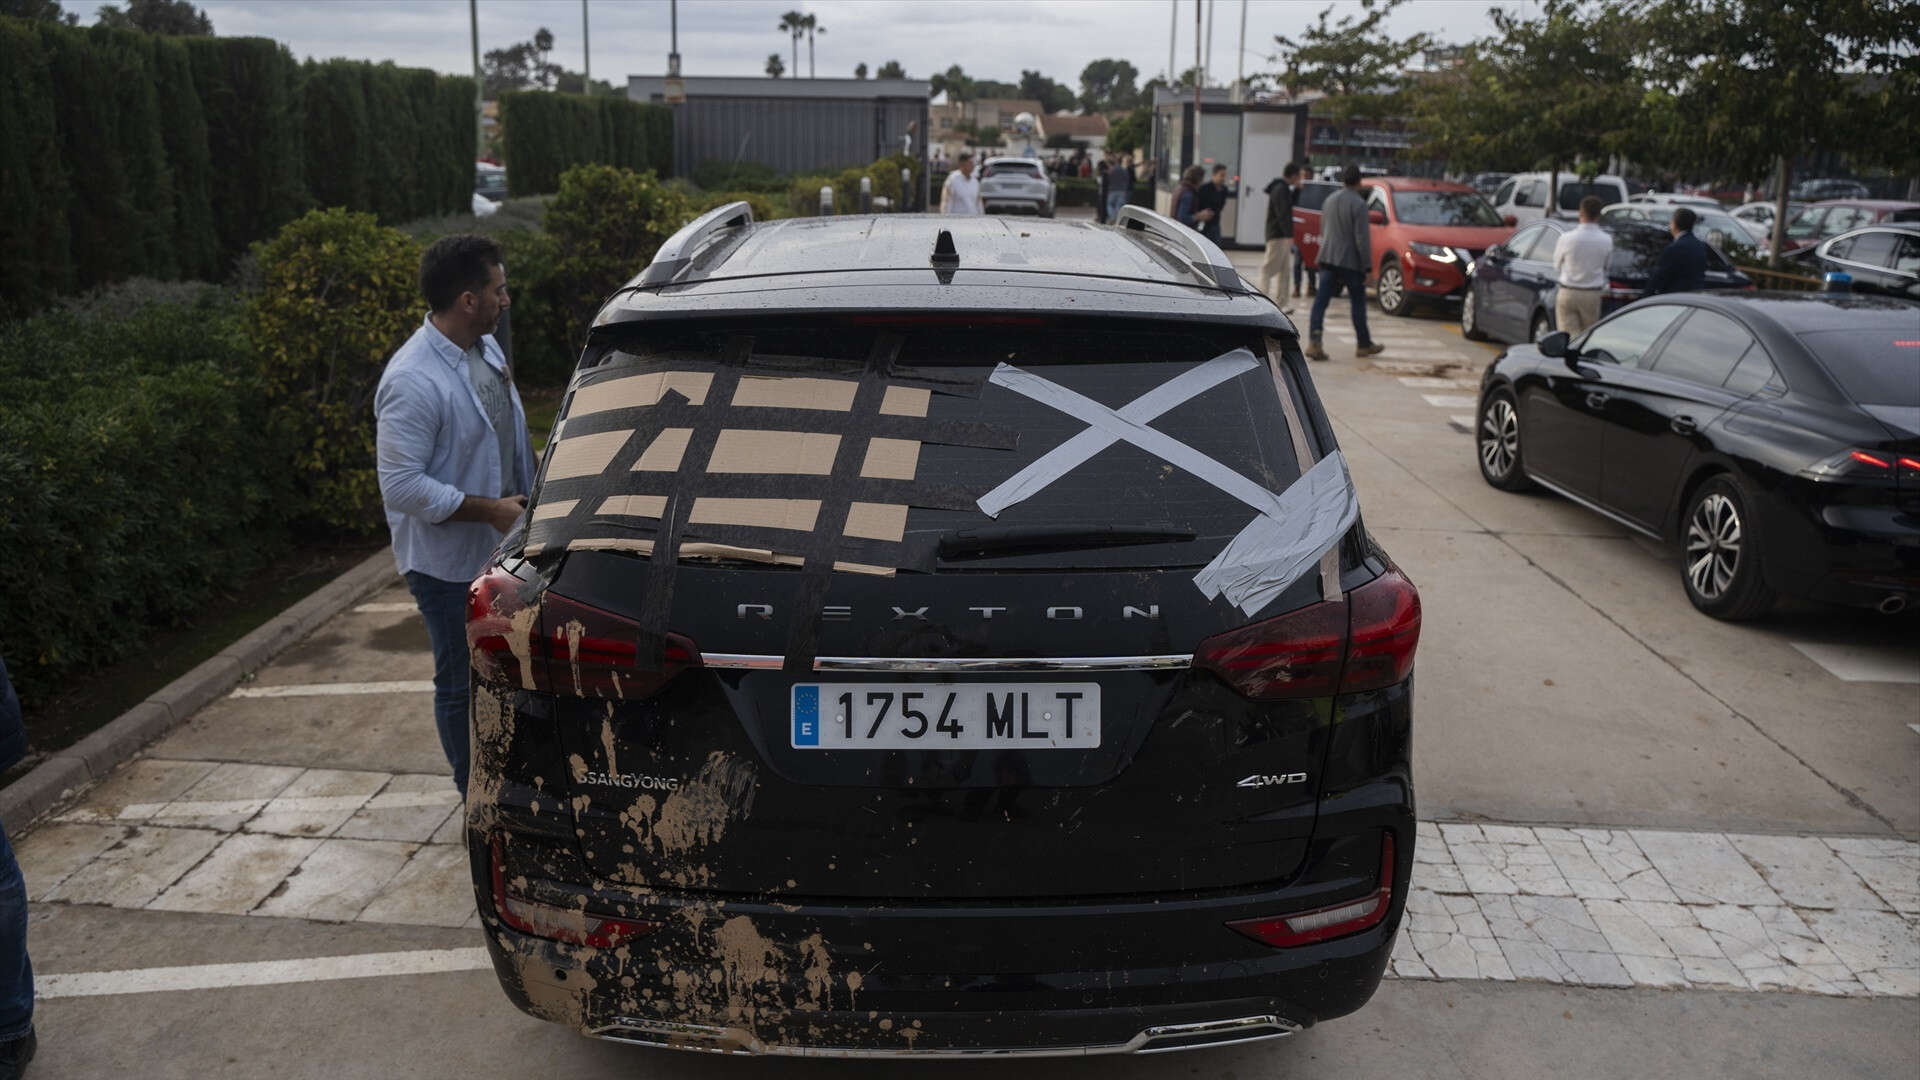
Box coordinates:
[469,0,482,156]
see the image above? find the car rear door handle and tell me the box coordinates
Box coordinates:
[1585,391,1611,409]
[1670,414,1698,435]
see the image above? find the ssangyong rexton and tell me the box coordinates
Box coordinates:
[464,204,1420,1057]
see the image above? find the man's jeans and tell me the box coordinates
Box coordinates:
[406,571,471,796]
[1104,191,1128,223]
[1308,264,1374,346]
[0,821,32,1043]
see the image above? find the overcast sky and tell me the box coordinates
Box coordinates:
[93,0,1521,89]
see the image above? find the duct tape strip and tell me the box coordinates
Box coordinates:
[574,352,989,399]
[1266,339,1343,604]
[982,359,1359,617]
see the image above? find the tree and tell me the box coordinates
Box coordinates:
[930,64,975,105]
[1079,58,1141,112]
[802,13,823,78]
[1105,105,1151,154]
[1274,0,1431,161]
[777,10,804,80]
[765,52,785,78]
[0,0,78,23]
[93,0,211,34]
[1019,69,1077,113]
[854,61,868,79]
[875,59,905,79]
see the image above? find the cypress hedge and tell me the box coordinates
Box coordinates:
[500,92,674,196]
[184,35,309,268]
[0,17,70,319]
[148,33,218,281]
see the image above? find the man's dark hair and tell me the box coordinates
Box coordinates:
[1671,206,1698,232]
[1579,195,1603,220]
[1211,163,1227,175]
[957,151,973,163]
[1282,161,1302,179]
[1340,163,1362,186]
[420,234,503,313]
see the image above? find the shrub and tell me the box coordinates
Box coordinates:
[250,208,422,530]
[690,158,785,193]
[0,290,294,712]
[693,189,786,222]
[499,92,673,196]
[534,164,694,370]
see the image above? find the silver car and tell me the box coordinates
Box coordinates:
[978,156,1056,217]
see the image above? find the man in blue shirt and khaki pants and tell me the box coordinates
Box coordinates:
[374,236,535,797]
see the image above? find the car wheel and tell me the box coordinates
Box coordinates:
[1529,310,1553,344]
[1461,286,1490,341]
[1477,390,1536,492]
[1681,475,1775,620]
[1377,258,1413,316]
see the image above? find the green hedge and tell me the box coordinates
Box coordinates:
[183,35,309,269]
[0,287,295,712]
[786,152,923,216]
[0,17,71,319]
[499,92,673,196]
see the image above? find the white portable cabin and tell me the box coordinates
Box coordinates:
[1149,87,1310,249]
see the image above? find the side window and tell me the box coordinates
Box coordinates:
[1602,208,1642,225]
[1843,231,1899,268]
[1829,207,1875,233]
[1367,187,1389,214]
[1513,181,1540,208]
[1892,235,1920,275]
[1579,304,1685,368]
[1493,179,1516,207]
[1825,236,1854,260]
[1507,225,1547,260]
[1649,309,1752,387]
[1721,342,1780,395]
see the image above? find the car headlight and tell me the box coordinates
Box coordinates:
[1409,241,1457,263]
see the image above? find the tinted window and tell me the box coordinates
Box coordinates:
[1842,231,1900,268]
[1824,207,1876,234]
[1826,237,1855,260]
[1508,225,1551,261]
[1651,310,1752,386]
[1603,208,1647,225]
[983,162,1043,179]
[1296,182,1336,211]
[1721,343,1779,395]
[1558,181,1623,210]
[1785,207,1828,241]
[1799,332,1920,406]
[1493,179,1516,206]
[1893,235,1920,275]
[1392,189,1502,226]
[1514,180,1545,208]
[1579,305,1685,368]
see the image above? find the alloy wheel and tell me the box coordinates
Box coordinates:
[1461,290,1478,335]
[1379,265,1404,313]
[1685,493,1742,600]
[1530,313,1551,343]
[1480,398,1519,478]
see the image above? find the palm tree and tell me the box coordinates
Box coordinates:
[777,11,805,79]
[802,14,824,78]
[855,62,868,79]
[766,52,785,78]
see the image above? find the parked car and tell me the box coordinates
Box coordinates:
[978,156,1056,216]
[1628,192,1720,209]
[464,203,1420,1057]
[1730,200,1808,242]
[1599,202,1760,262]
[1460,219,1751,345]
[1468,171,1512,198]
[1783,200,1920,250]
[1791,178,1871,201]
[1475,291,1919,618]
[475,161,508,203]
[471,192,499,218]
[1290,177,1513,314]
[1489,172,1631,225]
[1794,223,1920,299]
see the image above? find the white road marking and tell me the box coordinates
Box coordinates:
[352,602,418,614]
[1421,394,1480,409]
[35,947,491,999]
[1910,724,1920,736]
[231,680,435,698]
[1789,643,1920,685]
[1448,415,1475,435]
[1398,376,1482,390]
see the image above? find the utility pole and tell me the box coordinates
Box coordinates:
[1192,0,1202,168]
[469,0,483,156]
[1167,0,1177,91]
[582,0,590,85]
[1235,0,1247,98]
[1205,0,1214,89]
[668,0,680,76]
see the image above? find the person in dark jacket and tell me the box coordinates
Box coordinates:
[0,656,35,1079]
[1173,165,1206,230]
[1261,162,1302,311]
[1196,164,1230,242]
[1646,206,1710,295]
[1102,153,1135,225]
[1305,164,1384,360]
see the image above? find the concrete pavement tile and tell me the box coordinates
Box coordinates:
[429,804,467,846]
[13,823,131,901]
[252,838,418,922]
[1823,838,1920,914]
[334,774,462,842]
[1389,930,1433,978]
[147,833,322,915]
[1413,861,1468,893]
[1571,829,1677,902]
[1631,829,1780,906]
[1620,954,1688,988]
[1585,899,1675,959]
[1495,939,1574,983]
[43,825,223,908]
[151,762,305,831]
[1560,950,1634,987]
[1855,967,1919,995]
[1727,833,1885,910]
[1416,931,1512,981]
[1449,830,1571,897]
[1536,827,1626,900]
[1803,908,1920,984]
[1679,955,1750,989]
[244,769,390,838]
[356,844,474,927]
[54,759,218,823]
[1508,895,1610,953]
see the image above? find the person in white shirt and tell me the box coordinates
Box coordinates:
[1551,195,1613,336]
[941,152,982,215]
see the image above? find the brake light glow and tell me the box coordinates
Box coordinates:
[466,564,699,699]
[1604,279,1643,301]
[1900,457,1920,471]
[1226,832,1396,947]
[1192,569,1421,700]
[1850,451,1891,469]
[490,835,658,948]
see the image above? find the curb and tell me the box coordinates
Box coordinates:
[0,549,399,834]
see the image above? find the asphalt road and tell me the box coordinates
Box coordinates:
[12,237,1917,1078]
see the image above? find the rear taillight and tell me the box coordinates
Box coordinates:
[466,564,699,699]
[1801,448,1913,482]
[1604,279,1643,301]
[1192,569,1422,700]
[1227,832,1396,947]
[490,835,658,948]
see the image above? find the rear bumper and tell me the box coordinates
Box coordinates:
[982,197,1049,215]
[1753,485,1920,607]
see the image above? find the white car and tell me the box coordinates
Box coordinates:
[977,157,1056,217]
[471,191,500,218]
[1489,172,1630,224]
[1599,202,1757,260]
[1628,192,1719,208]
[1730,200,1809,241]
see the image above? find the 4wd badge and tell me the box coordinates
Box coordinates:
[1236,772,1307,788]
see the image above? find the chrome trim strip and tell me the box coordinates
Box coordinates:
[701,653,1194,672]
[1529,473,1664,540]
[590,1014,1299,1059]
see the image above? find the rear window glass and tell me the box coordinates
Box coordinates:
[983,162,1042,179]
[545,324,1305,571]
[1606,225,1734,274]
[1798,332,1920,406]
[1295,182,1337,211]
[1558,181,1624,210]
[1392,189,1502,227]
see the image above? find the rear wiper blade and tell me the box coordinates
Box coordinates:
[937,522,1197,560]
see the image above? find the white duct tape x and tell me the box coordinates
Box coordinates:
[978,351,1358,616]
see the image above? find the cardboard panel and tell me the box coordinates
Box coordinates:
[731,375,857,411]
[690,497,821,533]
[844,502,909,542]
[632,428,694,472]
[879,385,931,417]
[706,429,842,475]
[529,499,580,523]
[569,370,713,416]
[544,430,632,481]
[596,494,668,518]
[860,437,921,480]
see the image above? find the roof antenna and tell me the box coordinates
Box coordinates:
[930,229,959,268]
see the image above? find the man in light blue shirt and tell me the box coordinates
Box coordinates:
[374,235,534,795]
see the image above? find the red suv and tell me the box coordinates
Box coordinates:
[1295,177,1515,316]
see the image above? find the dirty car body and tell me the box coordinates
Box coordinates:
[463,206,1419,1057]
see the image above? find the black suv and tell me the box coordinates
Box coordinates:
[463,203,1420,1058]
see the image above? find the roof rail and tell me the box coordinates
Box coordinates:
[636,200,755,287]
[1113,205,1248,292]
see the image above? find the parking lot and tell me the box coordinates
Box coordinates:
[10,244,1917,1079]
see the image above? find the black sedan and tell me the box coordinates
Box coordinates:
[1793,223,1920,299]
[1475,291,1920,619]
[1462,219,1751,345]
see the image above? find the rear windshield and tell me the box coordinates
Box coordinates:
[983,162,1042,179]
[1295,182,1337,211]
[537,323,1304,572]
[1799,332,1920,406]
[1558,181,1624,210]
[1606,225,1735,274]
[1392,189,1502,227]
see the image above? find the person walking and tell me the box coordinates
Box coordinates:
[1103,153,1135,225]
[1646,207,1709,295]
[1173,165,1206,231]
[1261,162,1302,312]
[941,152,982,215]
[1197,164,1230,243]
[0,658,36,1080]
[374,235,534,797]
[1552,195,1612,336]
[1305,164,1383,360]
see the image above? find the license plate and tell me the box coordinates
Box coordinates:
[790,683,1101,750]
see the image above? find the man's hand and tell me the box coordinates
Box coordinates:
[448,493,528,534]
[1196,208,1216,221]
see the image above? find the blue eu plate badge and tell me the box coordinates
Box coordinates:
[792,685,820,746]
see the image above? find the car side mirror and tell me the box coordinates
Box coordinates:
[1537,330,1572,358]
[1502,214,1518,227]
[1368,209,1387,225]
